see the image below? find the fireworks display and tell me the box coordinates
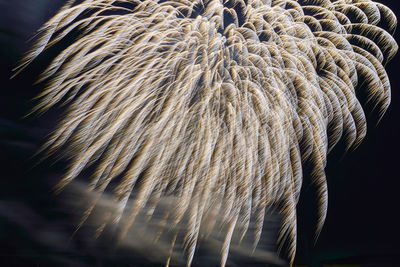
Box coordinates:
[15,0,398,266]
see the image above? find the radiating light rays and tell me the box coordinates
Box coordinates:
[17,0,397,266]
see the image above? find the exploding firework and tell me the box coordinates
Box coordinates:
[15,0,398,266]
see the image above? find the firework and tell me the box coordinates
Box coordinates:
[16,0,398,266]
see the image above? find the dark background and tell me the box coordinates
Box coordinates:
[0,1,399,266]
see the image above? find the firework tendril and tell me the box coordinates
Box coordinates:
[16,0,398,266]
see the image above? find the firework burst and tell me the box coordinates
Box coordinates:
[16,0,398,266]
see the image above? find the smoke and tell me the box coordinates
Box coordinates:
[65,181,286,266]
[14,0,398,266]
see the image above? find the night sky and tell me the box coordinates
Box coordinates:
[1,1,400,266]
